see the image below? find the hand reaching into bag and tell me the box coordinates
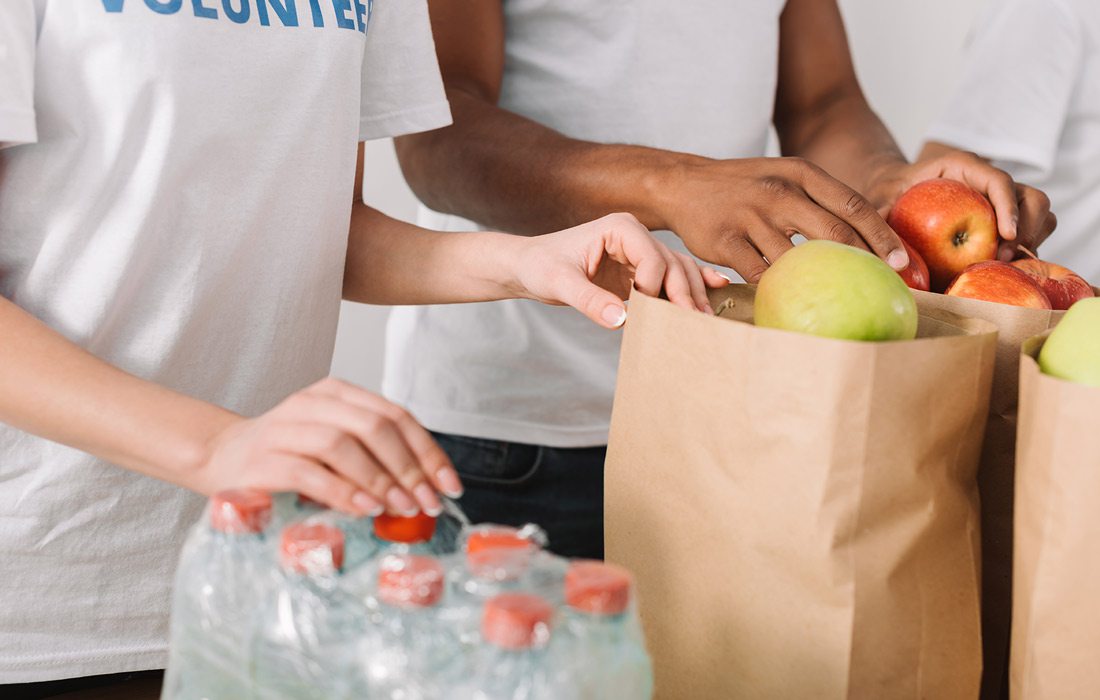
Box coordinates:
[509,212,731,328]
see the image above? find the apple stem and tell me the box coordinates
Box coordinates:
[714,298,737,318]
[1018,245,1039,260]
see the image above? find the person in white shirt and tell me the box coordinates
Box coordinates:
[0,1,719,695]
[921,2,1100,696]
[384,0,1055,563]
[925,0,1100,282]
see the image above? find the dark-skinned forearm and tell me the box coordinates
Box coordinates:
[776,90,907,198]
[395,88,701,236]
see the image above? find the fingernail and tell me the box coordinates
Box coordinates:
[601,305,627,328]
[352,491,384,517]
[385,487,419,516]
[436,467,464,498]
[886,249,909,270]
[704,304,715,315]
[413,483,443,517]
[717,272,733,283]
[1011,215,1020,239]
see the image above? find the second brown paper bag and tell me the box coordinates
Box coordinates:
[606,285,996,699]
[912,291,1065,699]
[1010,337,1100,699]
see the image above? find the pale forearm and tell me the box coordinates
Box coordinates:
[342,202,530,305]
[394,88,697,235]
[0,296,238,491]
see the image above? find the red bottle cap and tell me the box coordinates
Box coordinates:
[565,561,633,616]
[373,512,437,544]
[209,490,272,534]
[280,522,345,575]
[465,526,537,579]
[465,526,535,554]
[481,593,554,650]
[377,554,445,608]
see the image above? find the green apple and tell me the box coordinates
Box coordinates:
[1038,297,1100,387]
[754,240,918,341]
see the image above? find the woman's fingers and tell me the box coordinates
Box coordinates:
[545,271,631,329]
[307,379,462,500]
[701,267,733,288]
[598,213,712,313]
[255,452,377,517]
[269,420,412,513]
[657,247,699,312]
[281,391,444,516]
[673,252,713,314]
[594,213,667,297]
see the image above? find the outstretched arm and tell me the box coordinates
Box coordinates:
[393,0,908,281]
[773,0,1053,257]
[343,144,729,321]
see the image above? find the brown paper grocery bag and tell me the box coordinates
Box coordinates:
[606,285,997,699]
[912,292,1068,700]
[1010,337,1100,699]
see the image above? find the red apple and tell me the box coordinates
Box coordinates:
[896,238,931,292]
[945,261,1052,309]
[887,178,999,292]
[1010,258,1094,311]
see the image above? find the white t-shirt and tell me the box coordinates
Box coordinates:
[0,0,449,683]
[384,0,787,448]
[927,0,1100,282]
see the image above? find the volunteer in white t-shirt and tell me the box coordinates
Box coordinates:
[924,0,1100,282]
[384,0,1055,560]
[0,1,721,693]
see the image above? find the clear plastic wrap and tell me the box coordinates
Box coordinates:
[446,593,566,699]
[249,520,370,700]
[163,493,654,699]
[361,553,460,698]
[162,490,275,700]
[554,561,653,699]
[444,523,563,646]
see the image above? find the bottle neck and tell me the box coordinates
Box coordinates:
[566,609,629,637]
[211,527,266,542]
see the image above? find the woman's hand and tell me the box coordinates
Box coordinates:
[192,378,462,518]
[509,212,731,328]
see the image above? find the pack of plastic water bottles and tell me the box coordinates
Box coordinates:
[161,489,654,699]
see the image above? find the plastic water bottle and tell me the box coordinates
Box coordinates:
[449,593,568,699]
[372,512,454,556]
[250,521,370,699]
[556,561,653,699]
[299,505,377,573]
[271,492,324,529]
[278,495,378,571]
[337,512,379,571]
[362,553,458,698]
[446,524,561,645]
[162,490,274,700]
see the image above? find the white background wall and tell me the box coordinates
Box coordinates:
[331,0,988,391]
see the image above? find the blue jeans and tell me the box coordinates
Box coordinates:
[431,432,606,560]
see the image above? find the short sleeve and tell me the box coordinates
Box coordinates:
[0,1,37,148]
[926,0,1083,175]
[358,0,452,141]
